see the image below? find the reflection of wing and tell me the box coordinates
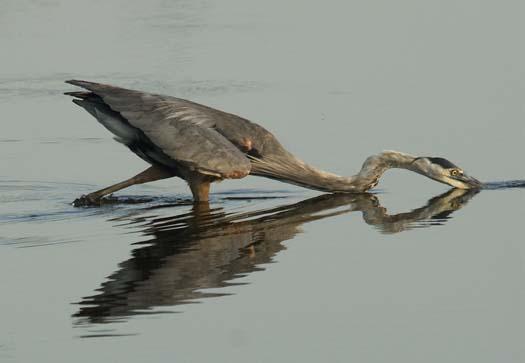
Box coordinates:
[74,195,358,324]
[74,189,477,324]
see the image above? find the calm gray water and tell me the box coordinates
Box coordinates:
[1,1,525,362]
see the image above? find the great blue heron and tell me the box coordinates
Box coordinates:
[66,80,482,205]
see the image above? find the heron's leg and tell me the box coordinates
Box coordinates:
[73,166,174,206]
[187,177,211,202]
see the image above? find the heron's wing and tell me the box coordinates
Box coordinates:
[66,80,251,179]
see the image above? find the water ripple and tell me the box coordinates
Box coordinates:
[483,180,525,190]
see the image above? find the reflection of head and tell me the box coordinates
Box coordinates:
[74,189,477,325]
[361,188,478,233]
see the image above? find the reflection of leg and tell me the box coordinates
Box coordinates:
[247,245,256,258]
[74,166,174,206]
[192,202,211,214]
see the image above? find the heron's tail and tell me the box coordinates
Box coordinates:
[65,89,139,145]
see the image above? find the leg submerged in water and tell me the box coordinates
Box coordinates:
[73,166,174,206]
[187,176,211,203]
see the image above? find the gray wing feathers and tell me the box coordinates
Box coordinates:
[66,80,251,178]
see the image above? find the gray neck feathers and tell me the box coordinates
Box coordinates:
[251,151,417,193]
[350,151,418,191]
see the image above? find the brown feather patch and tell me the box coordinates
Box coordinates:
[224,169,250,179]
[240,138,253,152]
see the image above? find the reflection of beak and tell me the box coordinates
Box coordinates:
[452,174,484,189]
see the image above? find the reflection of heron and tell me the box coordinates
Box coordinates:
[66,80,481,204]
[74,188,477,324]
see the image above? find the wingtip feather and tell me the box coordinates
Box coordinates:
[65,79,97,88]
[71,99,85,106]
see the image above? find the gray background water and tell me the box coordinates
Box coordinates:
[1,0,524,362]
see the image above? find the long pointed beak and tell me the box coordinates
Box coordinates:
[453,174,484,189]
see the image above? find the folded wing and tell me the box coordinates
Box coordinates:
[66,80,251,179]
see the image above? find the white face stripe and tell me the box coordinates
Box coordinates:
[444,176,469,189]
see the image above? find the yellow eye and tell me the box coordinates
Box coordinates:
[450,169,462,177]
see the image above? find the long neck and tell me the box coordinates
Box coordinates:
[251,151,418,193]
[347,151,419,191]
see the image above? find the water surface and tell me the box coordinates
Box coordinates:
[1,1,525,362]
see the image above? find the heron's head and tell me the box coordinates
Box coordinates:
[411,157,483,189]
